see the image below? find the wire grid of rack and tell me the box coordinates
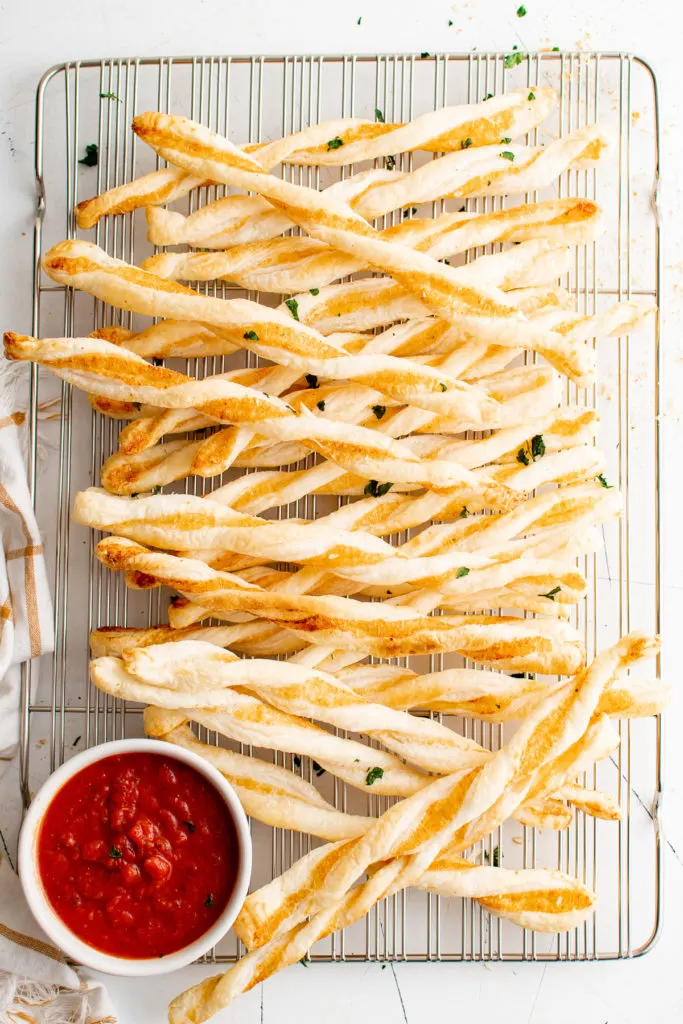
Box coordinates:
[21,51,661,965]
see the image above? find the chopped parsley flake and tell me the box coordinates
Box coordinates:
[439,382,448,392]
[300,956,310,967]
[364,480,393,498]
[109,846,122,859]
[420,51,430,58]
[492,845,500,866]
[243,329,259,341]
[151,485,161,495]
[285,297,300,320]
[528,90,536,101]
[365,766,385,786]
[500,150,515,161]
[500,137,512,144]
[484,92,494,100]
[309,287,319,295]
[372,405,386,420]
[503,51,524,69]
[516,4,527,15]
[461,137,473,149]
[357,16,362,23]
[327,136,344,150]
[540,585,562,601]
[448,18,453,25]
[460,507,469,518]
[386,154,396,170]
[99,92,120,102]
[375,107,385,122]
[597,473,612,488]
[78,143,99,166]
[552,46,560,51]
[517,433,546,465]
[456,567,470,579]
[316,400,326,412]
[305,373,318,389]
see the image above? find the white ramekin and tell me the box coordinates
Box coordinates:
[18,737,252,976]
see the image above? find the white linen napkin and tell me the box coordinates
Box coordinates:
[0,366,117,1023]
[0,396,53,759]
[0,856,118,1024]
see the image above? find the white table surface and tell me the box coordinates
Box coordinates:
[2,0,682,1021]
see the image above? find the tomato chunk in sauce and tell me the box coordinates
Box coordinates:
[37,752,239,959]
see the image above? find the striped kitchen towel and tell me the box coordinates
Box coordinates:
[0,399,53,759]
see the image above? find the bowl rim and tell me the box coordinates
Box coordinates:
[18,736,252,976]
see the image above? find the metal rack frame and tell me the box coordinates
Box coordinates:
[21,51,662,964]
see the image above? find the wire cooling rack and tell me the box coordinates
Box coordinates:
[21,52,662,964]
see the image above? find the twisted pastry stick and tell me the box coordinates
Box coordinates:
[94,536,585,670]
[132,112,603,345]
[76,88,555,228]
[168,635,655,1022]
[342,662,670,723]
[94,645,490,776]
[141,121,609,251]
[160,479,615,626]
[97,363,561,493]
[142,200,598,294]
[5,333,517,508]
[129,657,618,828]
[74,488,588,605]
[146,713,372,841]
[147,714,597,924]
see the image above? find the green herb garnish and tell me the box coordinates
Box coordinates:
[552,46,560,51]
[109,846,122,859]
[516,4,527,15]
[375,108,385,122]
[460,507,469,518]
[285,297,300,320]
[461,137,473,149]
[492,845,500,866]
[78,143,99,166]
[517,433,545,465]
[420,51,430,58]
[484,92,494,100]
[151,485,161,495]
[100,92,120,102]
[500,150,515,161]
[540,586,562,601]
[528,90,536,101]
[456,567,470,579]
[503,52,524,69]
[372,405,386,420]
[365,767,385,786]
[300,956,310,967]
[439,382,448,392]
[364,480,393,498]
[309,287,320,296]
[500,137,512,144]
[597,473,612,488]
[327,136,344,150]
[243,329,259,341]
[385,154,396,170]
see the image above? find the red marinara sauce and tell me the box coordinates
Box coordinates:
[36,752,239,959]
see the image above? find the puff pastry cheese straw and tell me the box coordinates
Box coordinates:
[94,536,586,670]
[142,201,598,295]
[139,121,608,252]
[167,636,655,1022]
[76,89,555,228]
